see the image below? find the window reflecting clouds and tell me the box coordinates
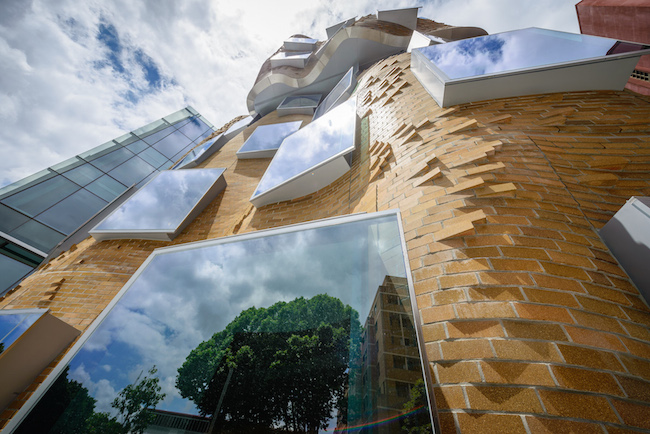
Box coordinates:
[237,121,302,158]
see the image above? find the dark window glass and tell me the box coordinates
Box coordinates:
[151,130,192,159]
[36,189,107,234]
[107,157,156,187]
[0,254,34,295]
[10,220,65,253]
[1,177,80,217]
[141,125,176,145]
[85,175,128,202]
[62,164,104,187]
[89,148,135,173]
[0,204,29,233]
[125,140,149,154]
[138,147,168,168]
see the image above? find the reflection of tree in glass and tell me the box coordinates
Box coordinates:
[15,366,164,434]
[176,294,362,433]
[401,380,432,434]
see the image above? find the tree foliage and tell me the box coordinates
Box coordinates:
[112,366,166,434]
[176,294,362,432]
[401,380,432,434]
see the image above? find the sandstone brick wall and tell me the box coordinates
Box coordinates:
[2,52,650,432]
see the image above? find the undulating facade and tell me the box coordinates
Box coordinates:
[1,7,650,434]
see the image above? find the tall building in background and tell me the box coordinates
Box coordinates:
[1,7,650,434]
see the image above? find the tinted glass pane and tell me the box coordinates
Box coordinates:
[174,135,221,169]
[141,125,176,145]
[278,94,320,109]
[254,98,356,198]
[237,121,302,155]
[224,116,252,135]
[20,212,433,433]
[0,169,56,201]
[0,204,29,233]
[138,147,168,168]
[113,132,140,147]
[151,130,193,159]
[50,157,85,174]
[85,175,128,202]
[0,255,34,295]
[163,108,193,126]
[177,117,210,141]
[62,164,103,187]
[417,28,650,80]
[170,142,198,164]
[0,310,42,348]
[10,220,65,253]
[36,189,107,234]
[132,119,169,139]
[107,157,156,187]
[94,168,225,232]
[313,67,355,120]
[78,141,121,162]
[125,140,149,154]
[90,147,135,173]
[2,176,80,217]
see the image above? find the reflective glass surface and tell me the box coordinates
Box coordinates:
[0,169,56,201]
[0,204,29,233]
[19,212,433,433]
[417,27,650,80]
[132,119,169,139]
[62,164,104,187]
[0,254,34,296]
[151,130,194,159]
[286,37,318,44]
[254,98,356,198]
[225,116,252,135]
[2,177,80,217]
[176,117,211,141]
[313,67,355,120]
[90,147,135,173]
[138,147,168,168]
[78,141,121,163]
[10,220,65,253]
[93,168,226,232]
[141,125,176,146]
[279,94,320,109]
[36,189,107,234]
[0,310,43,352]
[237,121,302,155]
[86,175,128,203]
[125,139,149,154]
[107,157,156,187]
[271,51,312,60]
[174,135,222,169]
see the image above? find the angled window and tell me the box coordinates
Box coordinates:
[312,66,356,120]
[251,97,357,208]
[10,210,436,434]
[90,168,226,241]
[270,51,312,68]
[236,121,302,159]
[412,27,650,107]
[173,134,228,169]
[277,94,321,116]
[283,37,318,51]
[223,116,252,140]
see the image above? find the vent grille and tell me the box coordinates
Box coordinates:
[631,69,649,82]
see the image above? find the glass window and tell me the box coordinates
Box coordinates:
[113,132,140,147]
[173,135,225,169]
[141,125,176,146]
[2,176,80,217]
[138,147,168,168]
[107,157,156,187]
[0,254,35,296]
[252,98,357,206]
[150,130,194,159]
[176,117,211,141]
[170,142,199,165]
[163,107,193,126]
[62,164,104,187]
[0,310,44,351]
[313,66,356,120]
[125,139,149,154]
[237,121,302,159]
[78,141,121,163]
[36,189,107,234]
[18,211,434,433]
[91,168,226,241]
[50,157,85,174]
[10,220,65,253]
[89,148,135,173]
[0,169,57,201]
[224,116,252,136]
[0,204,29,234]
[132,119,170,139]
[85,175,128,203]
[278,94,321,109]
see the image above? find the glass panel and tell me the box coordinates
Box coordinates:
[89,148,135,173]
[85,175,128,203]
[62,164,103,187]
[113,132,140,147]
[271,51,312,60]
[125,140,149,154]
[19,212,433,433]
[138,147,168,168]
[0,169,56,201]
[78,141,121,162]
[2,176,80,217]
[0,254,35,296]
[237,121,302,155]
[170,142,198,164]
[417,27,650,80]
[151,130,194,159]
[313,67,355,120]
[132,119,170,139]
[93,168,226,232]
[107,157,156,187]
[0,204,29,233]
[10,220,65,253]
[176,117,211,142]
[253,98,356,199]
[36,189,107,234]
[50,157,85,174]
[0,310,43,350]
[224,116,252,135]
[141,125,176,145]
[158,161,174,171]
[173,135,222,169]
[163,107,193,126]
[278,94,321,109]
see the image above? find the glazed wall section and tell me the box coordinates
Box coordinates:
[1,52,650,432]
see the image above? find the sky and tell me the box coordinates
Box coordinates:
[0,0,580,187]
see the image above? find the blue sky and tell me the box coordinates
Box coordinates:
[0,0,580,186]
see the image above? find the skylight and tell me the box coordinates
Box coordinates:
[89,169,226,241]
[236,121,302,159]
[251,97,357,208]
[412,28,650,107]
[11,211,436,434]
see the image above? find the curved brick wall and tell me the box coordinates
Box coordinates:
[2,52,650,432]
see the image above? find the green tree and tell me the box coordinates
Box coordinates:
[401,380,432,434]
[176,294,362,432]
[112,366,166,434]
